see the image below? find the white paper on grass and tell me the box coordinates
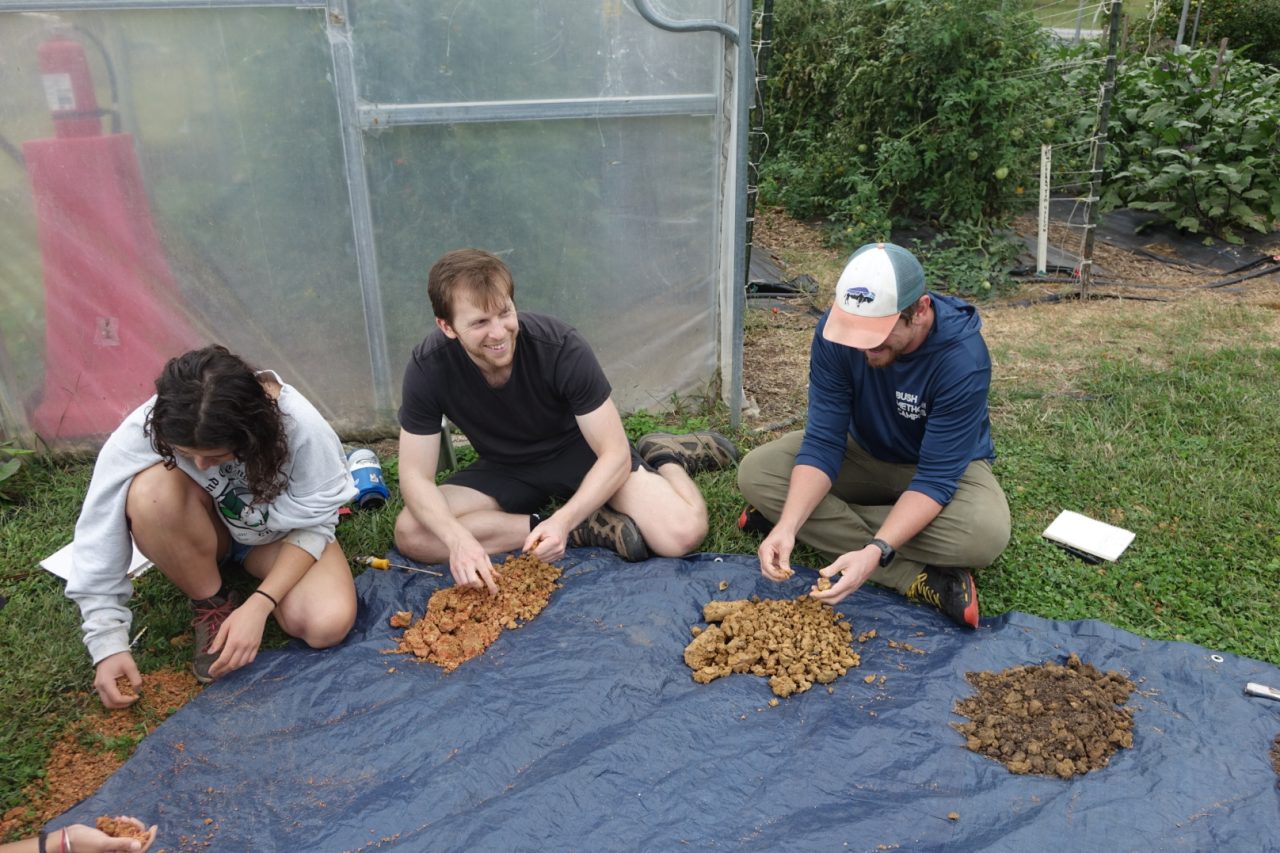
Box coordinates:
[40,541,152,580]
[1042,510,1135,562]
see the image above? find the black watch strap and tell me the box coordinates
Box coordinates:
[869,538,895,567]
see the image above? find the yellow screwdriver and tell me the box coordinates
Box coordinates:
[355,555,443,577]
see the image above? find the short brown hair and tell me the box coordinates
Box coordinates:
[899,294,928,323]
[427,249,515,325]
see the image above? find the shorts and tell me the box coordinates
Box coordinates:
[219,540,254,569]
[444,436,649,515]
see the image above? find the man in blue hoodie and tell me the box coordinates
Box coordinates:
[737,243,1010,628]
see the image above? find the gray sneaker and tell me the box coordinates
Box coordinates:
[191,590,242,683]
[569,507,650,562]
[637,431,738,475]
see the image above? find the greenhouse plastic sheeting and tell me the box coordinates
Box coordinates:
[0,3,736,447]
[54,552,1280,851]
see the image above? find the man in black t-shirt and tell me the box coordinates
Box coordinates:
[396,248,737,593]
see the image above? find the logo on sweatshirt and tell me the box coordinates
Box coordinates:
[896,389,927,421]
[214,482,269,531]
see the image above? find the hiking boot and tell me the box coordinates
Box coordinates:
[737,504,775,536]
[569,507,650,562]
[637,431,738,475]
[191,590,242,683]
[905,566,980,629]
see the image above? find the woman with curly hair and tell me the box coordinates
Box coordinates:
[65,345,358,708]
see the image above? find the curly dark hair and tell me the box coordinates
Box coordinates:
[145,345,289,504]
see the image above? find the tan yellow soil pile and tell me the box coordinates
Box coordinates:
[952,653,1135,779]
[394,553,561,671]
[683,591,861,698]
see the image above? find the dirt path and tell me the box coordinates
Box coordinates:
[742,207,1280,436]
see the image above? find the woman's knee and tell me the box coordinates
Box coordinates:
[127,464,207,530]
[289,598,356,648]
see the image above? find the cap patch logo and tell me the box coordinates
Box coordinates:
[843,286,876,307]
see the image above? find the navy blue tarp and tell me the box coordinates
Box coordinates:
[56,551,1280,851]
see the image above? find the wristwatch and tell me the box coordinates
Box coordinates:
[868,538,896,567]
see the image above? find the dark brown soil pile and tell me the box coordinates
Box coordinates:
[952,653,1135,779]
[394,553,561,671]
[684,591,861,698]
[1271,734,1280,778]
[0,668,198,838]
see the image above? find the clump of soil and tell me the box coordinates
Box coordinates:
[952,653,1135,779]
[683,594,861,698]
[394,554,561,671]
[1271,734,1280,778]
[95,816,151,841]
[0,668,199,838]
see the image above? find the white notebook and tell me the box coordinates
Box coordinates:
[1042,510,1135,562]
[40,541,153,581]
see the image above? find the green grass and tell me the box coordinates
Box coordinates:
[3,330,1279,834]
[984,346,1280,662]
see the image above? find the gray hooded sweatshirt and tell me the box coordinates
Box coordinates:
[64,374,356,664]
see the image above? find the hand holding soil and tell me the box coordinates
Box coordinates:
[93,816,157,851]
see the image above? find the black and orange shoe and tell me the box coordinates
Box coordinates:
[906,567,980,629]
[736,504,774,536]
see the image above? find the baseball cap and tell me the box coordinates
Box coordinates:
[822,243,926,349]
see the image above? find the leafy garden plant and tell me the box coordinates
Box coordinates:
[0,440,34,500]
[760,0,1057,245]
[1150,0,1280,68]
[1103,46,1280,242]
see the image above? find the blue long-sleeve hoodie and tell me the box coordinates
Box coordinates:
[796,292,995,506]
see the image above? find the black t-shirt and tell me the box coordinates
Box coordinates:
[398,311,612,465]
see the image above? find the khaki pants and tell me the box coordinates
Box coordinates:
[737,430,1011,594]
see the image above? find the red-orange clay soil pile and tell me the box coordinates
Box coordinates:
[683,584,861,698]
[394,553,562,671]
[952,653,1135,779]
[0,668,198,840]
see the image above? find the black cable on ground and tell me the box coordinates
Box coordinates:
[1200,261,1280,290]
